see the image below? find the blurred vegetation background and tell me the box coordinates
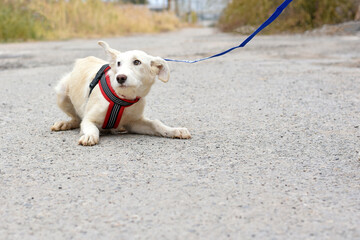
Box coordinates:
[1,0,359,42]
[218,0,360,33]
[0,0,180,42]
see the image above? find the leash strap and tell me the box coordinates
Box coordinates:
[89,64,140,129]
[164,0,293,63]
[89,64,111,96]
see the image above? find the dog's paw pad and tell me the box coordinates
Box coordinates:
[78,134,99,146]
[173,128,191,139]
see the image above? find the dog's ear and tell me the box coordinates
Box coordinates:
[151,57,170,83]
[98,41,120,62]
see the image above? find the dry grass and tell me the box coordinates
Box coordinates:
[0,0,180,42]
[218,0,359,34]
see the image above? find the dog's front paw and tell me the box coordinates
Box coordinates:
[78,134,99,146]
[173,128,191,139]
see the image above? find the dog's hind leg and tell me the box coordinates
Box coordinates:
[51,75,80,131]
[125,117,191,139]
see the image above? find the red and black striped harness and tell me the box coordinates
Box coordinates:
[89,64,140,129]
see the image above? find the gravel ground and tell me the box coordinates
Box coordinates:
[0,28,359,239]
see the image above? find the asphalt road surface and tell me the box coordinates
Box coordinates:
[0,28,359,239]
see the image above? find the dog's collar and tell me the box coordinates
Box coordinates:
[89,64,140,129]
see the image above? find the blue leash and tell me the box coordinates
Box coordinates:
[164,0,293,63]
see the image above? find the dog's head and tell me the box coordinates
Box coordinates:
[98,41,170,99]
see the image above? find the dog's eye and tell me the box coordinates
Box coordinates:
[133,60,141,66]
[117,61,121,67]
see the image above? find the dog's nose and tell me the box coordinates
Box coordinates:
[116,74,127,84]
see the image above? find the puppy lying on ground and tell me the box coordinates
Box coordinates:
[51,41,190,146]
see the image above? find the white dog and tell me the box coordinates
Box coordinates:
[51,41,191,146]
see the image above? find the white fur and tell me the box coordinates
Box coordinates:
[51,41,191,146]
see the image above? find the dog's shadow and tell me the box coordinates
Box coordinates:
[99,130,167,143]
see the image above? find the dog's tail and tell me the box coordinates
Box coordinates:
[55,72,71,98]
